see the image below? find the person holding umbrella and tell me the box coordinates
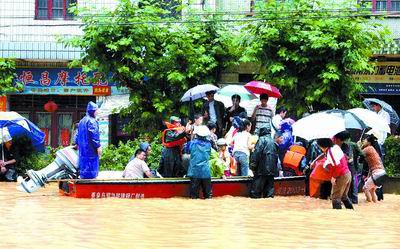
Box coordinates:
[0,134,19,181]
[370,102,391,128]
[202,90,225,137]
[251,93,273,135]
[225,94,246,131]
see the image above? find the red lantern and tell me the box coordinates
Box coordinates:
[44,100,58,112]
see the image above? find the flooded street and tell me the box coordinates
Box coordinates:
[1,182,400,249]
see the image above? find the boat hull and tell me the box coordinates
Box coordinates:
[59,176,305,199]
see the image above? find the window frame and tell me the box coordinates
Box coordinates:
[369,0,397,11]
[35,0,76,20]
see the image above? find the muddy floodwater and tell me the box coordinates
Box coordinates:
[1,182,400,248]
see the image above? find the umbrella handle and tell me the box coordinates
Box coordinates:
[358,128,368,145]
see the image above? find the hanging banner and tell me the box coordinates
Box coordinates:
[0,96,6,111]
[14,68,129,96]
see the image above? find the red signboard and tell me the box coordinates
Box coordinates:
[0,96,7,111]
[93,86,111,96]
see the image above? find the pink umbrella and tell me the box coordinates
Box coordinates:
[244,81,282,98]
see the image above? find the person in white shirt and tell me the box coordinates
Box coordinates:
[232,119,255,176]
[370,101,391,147]
[271,107,287,138]
[370,102,390,126]
[123,149,153,179]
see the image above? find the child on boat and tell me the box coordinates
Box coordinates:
[216,138,232,177]
[187,125,213,199]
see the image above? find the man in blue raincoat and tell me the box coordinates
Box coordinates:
[187,125,212,199]
[76,101,102,179]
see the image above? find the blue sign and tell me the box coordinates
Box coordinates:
[16,68,116,87]
[362,83,400,95]
[14,68,129,95]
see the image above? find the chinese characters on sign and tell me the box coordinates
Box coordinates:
[14,68,127,96]
[353,62,400,83]
[90,192,145,199]
[93,86,111,96]
[352,62,400,95]
[17,68,110,87]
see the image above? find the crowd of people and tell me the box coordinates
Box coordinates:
[1,94,390,209]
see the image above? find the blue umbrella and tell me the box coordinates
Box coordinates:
[0,112,45,153]
[363,98,399,126]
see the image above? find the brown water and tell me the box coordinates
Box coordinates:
[1,182,400,249]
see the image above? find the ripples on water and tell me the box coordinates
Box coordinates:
[1,182,400,249]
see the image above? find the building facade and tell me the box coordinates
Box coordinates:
[205,0,400,116]
[0,0,130,148]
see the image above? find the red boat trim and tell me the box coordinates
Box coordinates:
[68,176,304,185]
[59,176,306,199]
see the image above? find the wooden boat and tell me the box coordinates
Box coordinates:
[59,176,306,199]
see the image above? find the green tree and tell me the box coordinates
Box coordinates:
[240,0,390,115]
[0,59,21,96]
[65,0,236,135]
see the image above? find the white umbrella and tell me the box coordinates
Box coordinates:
[348,108,391,134]
[180,84,219,102]
[218,84,257,101]
[292,113,346,140]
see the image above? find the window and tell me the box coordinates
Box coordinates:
[360,0,400,11]
[392,0,400,10]
[376,0,387,10]
[35,0,77,20]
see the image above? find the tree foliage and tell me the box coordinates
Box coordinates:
[0,59,21,96]
[66,0,236,135]
[384,136,400,176]
[240,0,390,115]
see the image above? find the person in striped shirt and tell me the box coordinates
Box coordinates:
[251,93,273,135]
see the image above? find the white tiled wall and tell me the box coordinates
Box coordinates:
[0,0,118,59]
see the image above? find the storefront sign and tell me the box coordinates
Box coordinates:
[0,96,7,111]
[93,86,111,96]
[353,62,400,83]
[353,62,400,94]
[14,68,128,96]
